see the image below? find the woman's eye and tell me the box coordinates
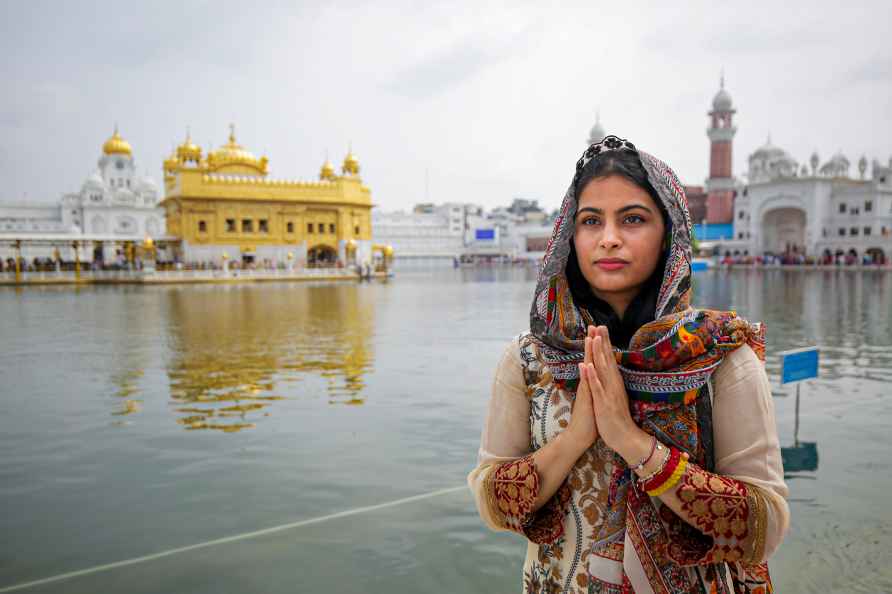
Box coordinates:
[582,218,600,226]
[624,214,645,224]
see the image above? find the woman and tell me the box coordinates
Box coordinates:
[468,136,789,593]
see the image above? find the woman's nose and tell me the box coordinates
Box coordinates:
[598,223,622,249]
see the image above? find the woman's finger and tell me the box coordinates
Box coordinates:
[587,362,601,393]
[591,336,601,369]
[601,327,621,373]
[575,363,586,399]
[579,368,595,415]
[584,335,592,367]
[599,328,614,369]
[597,327,605,351]
[586,363,603,411]
[593,334,608,373]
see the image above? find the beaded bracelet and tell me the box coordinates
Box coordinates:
[630,434,657,471]
[643,449,690,497]
[636,442,669,485]
[640,446,679,492]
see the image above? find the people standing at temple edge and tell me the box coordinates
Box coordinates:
[468,136,789,593]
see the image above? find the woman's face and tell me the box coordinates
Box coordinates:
[572,174,666,311]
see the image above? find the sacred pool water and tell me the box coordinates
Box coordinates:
[1,268,890,593]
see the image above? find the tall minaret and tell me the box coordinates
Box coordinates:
[705,74,737,224]
[587,110,606,146]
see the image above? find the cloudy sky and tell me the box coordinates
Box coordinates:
[2,0,890,213]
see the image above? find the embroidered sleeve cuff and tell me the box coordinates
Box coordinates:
[666,463,769,566]
[484,455,541,533]
[484,455,570,545]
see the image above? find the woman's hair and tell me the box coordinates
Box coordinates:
[573,149,663,211]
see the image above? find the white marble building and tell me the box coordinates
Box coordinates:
[0,128,165,263]
[729,140,892,262]
[372,202,480,266]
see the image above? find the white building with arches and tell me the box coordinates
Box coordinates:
[730,140,892,263]
[0,127,165,263]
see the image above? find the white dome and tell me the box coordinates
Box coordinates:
[820,152,851,178]
[712,87,733,111]
[587,112,606,146]
[81,171,105,191]
[750,140,793,161]
[747,139,798,183]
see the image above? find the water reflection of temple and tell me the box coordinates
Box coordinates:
[110,368,145,418]
[163,283,375,432]
[103,288,166,421]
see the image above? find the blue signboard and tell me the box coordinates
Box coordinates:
[690,260,709,272]
[779,347,819,385]
[475,228,495,241]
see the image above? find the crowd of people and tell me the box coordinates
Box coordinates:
[718,248,887,267]
[0,255,384,275]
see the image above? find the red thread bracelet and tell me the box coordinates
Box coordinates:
[630,434,658,471]
[641,446,681,492]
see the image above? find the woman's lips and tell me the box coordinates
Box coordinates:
[595,260,628,271]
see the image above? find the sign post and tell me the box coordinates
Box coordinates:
[778,346,819,445]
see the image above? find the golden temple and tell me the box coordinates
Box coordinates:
[161,125,374,267]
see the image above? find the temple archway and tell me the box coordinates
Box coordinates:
[866,247,887,265]
[308,244,338,268]
[761,207,807,255]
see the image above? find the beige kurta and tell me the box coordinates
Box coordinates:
[468,333,790,593]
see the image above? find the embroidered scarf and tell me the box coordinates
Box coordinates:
[529,136,766,590]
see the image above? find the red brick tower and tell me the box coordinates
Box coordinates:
[705,75,737,224]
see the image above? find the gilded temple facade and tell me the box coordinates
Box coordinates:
[161,125,373,267]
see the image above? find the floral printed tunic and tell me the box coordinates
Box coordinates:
[468,332,789,594]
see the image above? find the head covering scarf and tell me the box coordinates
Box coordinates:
[531,134,765,397]
[529,135,766,590]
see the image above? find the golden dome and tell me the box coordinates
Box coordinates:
[103,126,132,156]
[206,124,268,175]
[163,150,179,173]
[176,129,202,162]
[320,157,336,181]
[342,149,360,176]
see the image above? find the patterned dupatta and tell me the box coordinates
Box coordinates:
[529,136,766,591]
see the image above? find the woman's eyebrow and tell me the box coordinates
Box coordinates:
[576,204,654,218]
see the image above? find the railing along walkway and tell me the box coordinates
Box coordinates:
[0,267,383,286]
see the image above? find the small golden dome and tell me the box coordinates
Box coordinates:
[176,129,202,162]
[207,124,268,175]
[342,149,360,176]
[103,126,132,156]
[164,155,179,173]
[383,245,393,256]
[320,158,336,181]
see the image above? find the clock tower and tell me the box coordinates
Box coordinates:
[99,126,137,191]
